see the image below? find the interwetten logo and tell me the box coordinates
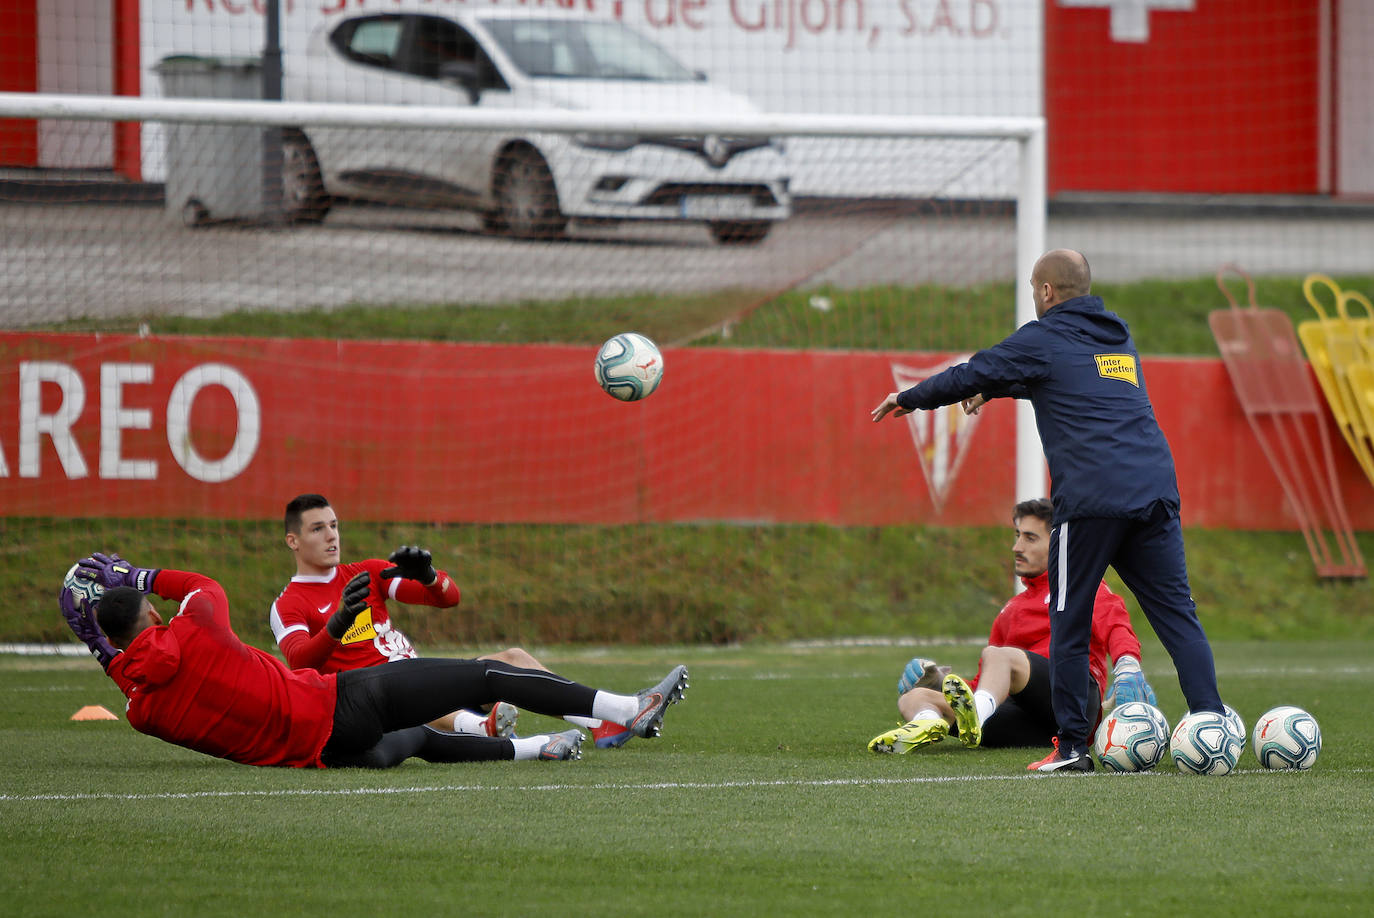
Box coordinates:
[339,611,376,646]
[1094,354,1139,387]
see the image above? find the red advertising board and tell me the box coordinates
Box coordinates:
[1,333,1370,530]
[1046,0,1321,194]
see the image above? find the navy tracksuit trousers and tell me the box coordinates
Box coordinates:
[1046,500,1224,748]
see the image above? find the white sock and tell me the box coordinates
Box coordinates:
[510,735,550,761]
[565,715,601,729]
[451,710,488,735]
[590,690,638,726]
[909,707,940,722]
[974,690,998,727]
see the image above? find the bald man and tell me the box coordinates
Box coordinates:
[871,248,1224,773]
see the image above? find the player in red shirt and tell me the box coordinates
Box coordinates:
[59,554,688,768]
[270,494,632,748]
[868,498,1157,755]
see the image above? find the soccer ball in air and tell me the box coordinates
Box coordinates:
[1170,710,1245,775]
[63,562,104,608]
[1093,701,1171,772]
[1252,705,1321,771]
[594,332,663,402]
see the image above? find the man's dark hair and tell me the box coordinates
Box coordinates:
[96,586,147,646]
[284,493,331,534]
[1013,498,1053,526]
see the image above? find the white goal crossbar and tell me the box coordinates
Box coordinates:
[0,90,1047,503]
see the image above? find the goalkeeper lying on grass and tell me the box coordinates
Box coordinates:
[59,552,687,769]
[869,498,1156,754]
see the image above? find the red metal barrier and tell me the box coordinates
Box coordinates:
[1,333,1370,529]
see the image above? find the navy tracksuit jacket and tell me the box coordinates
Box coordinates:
[897,295,1223,746]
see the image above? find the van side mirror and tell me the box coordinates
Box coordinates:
[694,70,708,82]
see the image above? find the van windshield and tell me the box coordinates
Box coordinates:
[481,18,696,81]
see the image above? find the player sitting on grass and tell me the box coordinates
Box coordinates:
[868,498,1157,754]
[271,494,634,749]
[60,554,687,769]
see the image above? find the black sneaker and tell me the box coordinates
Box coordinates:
[1027,737,1095,773]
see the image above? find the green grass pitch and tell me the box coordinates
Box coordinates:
[3,638,1371,917]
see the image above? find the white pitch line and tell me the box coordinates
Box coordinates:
[1,767,1359,805]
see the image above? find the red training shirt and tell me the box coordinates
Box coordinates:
[268,560,461,673]
[104,569,337,768]
[972,571,1143,700]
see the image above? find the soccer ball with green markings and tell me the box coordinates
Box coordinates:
[594,332,664,402]
[1093,701,1170,772]
[63,562,104,608]
[1252,706,1321,771]
[1170,710,1244,775]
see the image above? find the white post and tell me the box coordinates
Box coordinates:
[1015,123,1048,505]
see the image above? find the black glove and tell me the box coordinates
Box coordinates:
[380,545,436,585]
[326,572,371,640]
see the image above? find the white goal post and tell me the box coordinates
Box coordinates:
[0,90,1047,503]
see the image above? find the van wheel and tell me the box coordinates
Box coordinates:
[709,220,771,246]
[281,132,331,224]
[492,147,566,239]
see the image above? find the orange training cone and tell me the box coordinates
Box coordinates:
[70,705,118,721]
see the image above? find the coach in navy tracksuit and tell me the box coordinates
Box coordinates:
[872,248,1224,772]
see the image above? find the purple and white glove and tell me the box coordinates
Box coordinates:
[76,551,160,594]
[58,586,120,669]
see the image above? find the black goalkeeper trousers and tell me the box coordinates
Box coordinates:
[320,658,596,768]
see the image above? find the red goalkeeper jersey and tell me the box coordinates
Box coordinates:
[973,571,1143,700]
[269,560,461,674]
[104,569,337,768]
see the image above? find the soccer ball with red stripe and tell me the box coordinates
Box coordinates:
[1252,705,1321,771]
[1092,701,1170,772]
[594,332,664,402]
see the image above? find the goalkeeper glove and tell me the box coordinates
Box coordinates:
[58,586,120,669]
[897,656,952,696]
[76,551,160,594]
[380,545,437,585]
[326,572,372,640]
[1104,655,1158,709]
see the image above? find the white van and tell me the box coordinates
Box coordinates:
[281,10,791,245]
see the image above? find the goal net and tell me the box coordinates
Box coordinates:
[2,0,1052,649]
[0,84,1045,643]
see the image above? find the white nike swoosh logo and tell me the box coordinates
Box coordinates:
[318,604,333,615]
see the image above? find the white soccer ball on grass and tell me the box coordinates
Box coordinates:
[1252,705,1321,771]
[1093,701,1171,772]
[1170,710,1245,775]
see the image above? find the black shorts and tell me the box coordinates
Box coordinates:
[979,651,1101,748]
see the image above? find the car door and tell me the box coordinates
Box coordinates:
[306,14,507,209]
